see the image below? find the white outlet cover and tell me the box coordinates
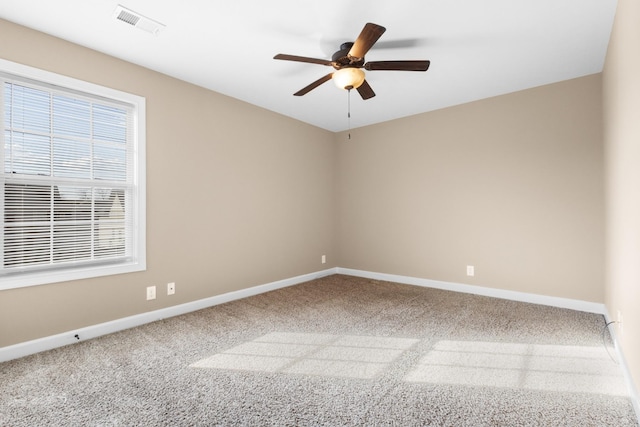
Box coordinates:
[146,286,156,300]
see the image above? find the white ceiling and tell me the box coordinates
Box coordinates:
[0,0,617,132]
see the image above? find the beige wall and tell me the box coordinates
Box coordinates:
[0,19,336,347]
[603,0,640,395]
[336,75,604,302]
[0,18,612,363]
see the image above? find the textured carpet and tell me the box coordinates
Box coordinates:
[0,274,637,426]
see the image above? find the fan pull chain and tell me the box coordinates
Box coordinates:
[347,89,352,140]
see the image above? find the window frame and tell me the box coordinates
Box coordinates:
[0,58,146,290]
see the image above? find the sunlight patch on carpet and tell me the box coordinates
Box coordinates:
[190,332,419,379]
[404,340,628,396]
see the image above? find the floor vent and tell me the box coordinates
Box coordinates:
[114,5,165,35]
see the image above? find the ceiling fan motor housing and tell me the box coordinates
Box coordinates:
[332,42,364,69]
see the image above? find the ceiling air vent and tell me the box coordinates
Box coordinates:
[113,5,165,35]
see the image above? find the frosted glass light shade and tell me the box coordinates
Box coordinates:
[333,68,365,90]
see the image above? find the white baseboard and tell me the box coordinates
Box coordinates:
[0,267,607,363]
[603,310,640,424]
[337,268,607,314]
[0,268,338,363]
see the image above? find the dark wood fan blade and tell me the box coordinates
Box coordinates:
[365,60,430,71]
[348,23,386,60]
[274,54,333,66]
[356,80,375,100]
[294,73,334,96]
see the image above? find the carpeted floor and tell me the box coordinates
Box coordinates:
[0,274,638,426]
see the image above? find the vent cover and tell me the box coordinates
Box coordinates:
[114,5,165,35]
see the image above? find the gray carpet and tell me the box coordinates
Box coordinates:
[0,274,638,426]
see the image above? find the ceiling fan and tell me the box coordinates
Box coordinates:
[274,23,430,100]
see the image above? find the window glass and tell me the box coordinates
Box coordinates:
[0,60,145,289]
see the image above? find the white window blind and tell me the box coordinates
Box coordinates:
[0,60,145,289]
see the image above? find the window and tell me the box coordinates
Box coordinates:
[0,59,145,290]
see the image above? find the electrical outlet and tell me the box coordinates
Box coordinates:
[146,285,156,300]
[167,282,175,295]
[466,265,475,276]
[321,255,326,264]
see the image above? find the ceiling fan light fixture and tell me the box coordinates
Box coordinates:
[333,68,365,90]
